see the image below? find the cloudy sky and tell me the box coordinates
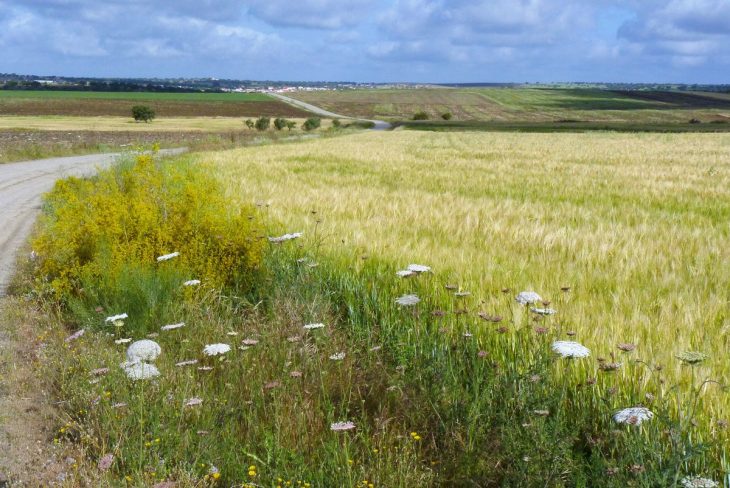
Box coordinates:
[0,0,728,83]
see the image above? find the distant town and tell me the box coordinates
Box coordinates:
[0,73,728,93]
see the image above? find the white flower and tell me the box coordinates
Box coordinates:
[175,359,198,367]
[515,291,542,305]
[407,264,431,273]
[454,291,471,297]
[241,338,259,346]
[396,270,415,278]
[268,232,303,243]
[121,361,160,381]
[395,294,420,306]
[105,313,128,323]
[531,307,557,315]
[161,322,185,331]
[184,397,203,408]
[329,352,346,360]
[65,329,85,342]
[183,279,201,287]
[680,476,719,488]
[156,252,179,262]
[303,323,325,330]
[126,340,161,363]
[203,343,231,356]
[330,421,355,431]
[114,338,132,344]
[551,341,590,358]
[613,407,654,426]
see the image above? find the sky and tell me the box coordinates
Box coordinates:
[0,0,728,83]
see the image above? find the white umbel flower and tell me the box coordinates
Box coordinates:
[303,323,325,330]
[531,307,557,315]
[183,279,201,286]
[680,476,719,488]
[161,322,185,331]
[613,407,654,426]
[395,294,420,306]
[156,252,179,262]
[551,341,590,358]
[126,340,161,363]
[105,313,128,323]
[515,291,542,305]
[330,421,355,431]
[396,270,415,278]
[121,361,160,381]
[268,232,303,243]
[329,352,346,360]
[203,343,231,356]
[407,264,431,273]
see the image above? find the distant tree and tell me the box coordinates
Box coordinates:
[255,116,271,131]
[412,111,429,121]
[302,117,321,131]
[285,121,297,131]
[441,112,452,120]
[244,119,255,129]
[688,118,701,124]
[273,117,288,130]
[332,118,342,128]
[132,105,155,123]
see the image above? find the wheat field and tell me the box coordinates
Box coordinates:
[206,130,730,415]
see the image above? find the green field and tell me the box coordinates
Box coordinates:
[289,87,730,125]
[0,90,271,102]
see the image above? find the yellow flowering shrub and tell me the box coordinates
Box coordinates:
[33,154,266,302]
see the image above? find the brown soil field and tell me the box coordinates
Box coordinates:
[0,99,312,117]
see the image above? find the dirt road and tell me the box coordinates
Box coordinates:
[0,149,185,296]
[268,93,392,130]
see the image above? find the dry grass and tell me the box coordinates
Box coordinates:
[207,130,730,415]
[0,116,334,132]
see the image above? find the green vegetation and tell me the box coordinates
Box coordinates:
[131,105,155,123]
[255,116,271,131]
[302,117,322,131]
[21,130,729,485]
[0,90,272,102]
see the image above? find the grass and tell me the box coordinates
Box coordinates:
[396,120,730,133]
[0,116,335,132]
[0,90,272,102]
[208,130,730,417]
[288,88,730,124]
[16,131,730,485]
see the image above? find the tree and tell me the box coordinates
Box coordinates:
[412,111,429,121]
[302,117,321,131]
[441,112,452,120]
[255,116,271,131]
[244,119,255,130]
[273,117,288,131]
[285,121,297,131]
[132,105,155,123]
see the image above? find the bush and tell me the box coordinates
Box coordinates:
[273,117,288,131]
[302,117,321,131]
[688,118,701,124]
[331,118,342,128]
[255,116,271,131]
[412,111,429,121]
[32,154,266,310]
[131,105,155,123]
[285,120,297,131]
[244,119,255,129]
[441,112,452,120]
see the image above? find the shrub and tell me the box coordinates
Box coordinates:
[131,105,155,123]
[688,118,701,124]
[273,117,288,131]
[285,120,297,131]
[32,154,266,311]
[255,116,271,131]
[331,118,342,128]
[412,111,429,121]
[244,119,255,129]
[302,117,322,131]
[441,112,452,120]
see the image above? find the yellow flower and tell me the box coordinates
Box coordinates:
[212,472,221,480]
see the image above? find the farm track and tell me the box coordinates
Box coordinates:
[0,148,186,295]
[269,93,392,130]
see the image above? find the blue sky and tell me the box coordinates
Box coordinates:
[0,0,728,83]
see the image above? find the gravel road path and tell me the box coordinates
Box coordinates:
[269,93,392,130]
[0,148,185,296]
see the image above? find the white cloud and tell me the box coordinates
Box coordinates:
[245,0,371,29]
